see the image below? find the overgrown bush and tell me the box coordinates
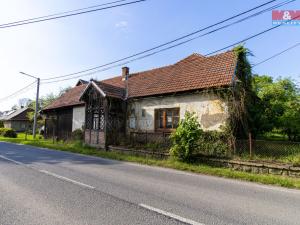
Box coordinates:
[196,131,230,157]
[71,129,84,141]
[0,128,17,138]
[170,112,202,162]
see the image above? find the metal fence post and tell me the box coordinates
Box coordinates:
[249,132,253,158]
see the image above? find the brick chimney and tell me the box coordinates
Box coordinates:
[122,67,129,81]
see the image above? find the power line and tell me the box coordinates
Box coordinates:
[0,81,36,103]
[253,43,300,67]
[0,0,130,27]
[0,0,146,29]
[44,11,300,84]
[41,0,280,81]
[42,0,294,84]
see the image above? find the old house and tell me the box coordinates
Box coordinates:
[42,82,87,139]
[42,50,240,147]
[0,107,33,132]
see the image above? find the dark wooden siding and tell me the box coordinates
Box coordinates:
[106,97,126,146]
[44,108,73,140]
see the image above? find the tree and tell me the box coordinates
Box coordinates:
[252,75,300,141]
[58,86,71,97]
[18,98,32,108]
[279,99,300,141]
[27,87,71,111]
[230,45,256,138]
[26,87,71,133]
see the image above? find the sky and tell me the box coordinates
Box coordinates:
[0,0,299,111]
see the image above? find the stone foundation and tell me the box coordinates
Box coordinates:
[85,129,105,147]
[206,158,300,178]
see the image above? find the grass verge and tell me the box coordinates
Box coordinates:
[1,134,300,190]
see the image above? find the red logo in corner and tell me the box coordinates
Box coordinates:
[272,10,300,25]
[272,10,300,20]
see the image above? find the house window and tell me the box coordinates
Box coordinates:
[155,108,180,130]
[93,113,99,130]
[92,112,104,131]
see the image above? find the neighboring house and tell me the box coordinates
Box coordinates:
[41,81,87,139]
[42,50,241,147]
[0,107,33,132]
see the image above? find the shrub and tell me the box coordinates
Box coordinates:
[71,129,84,141]
[196,131,230,157]
[0,128,17,138]
[170,112,202,162]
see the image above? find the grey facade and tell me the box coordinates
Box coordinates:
[0,108,33,132]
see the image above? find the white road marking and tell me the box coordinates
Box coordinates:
[0,155,24,165]
[0,154,95,190]
[139,203,205,225]
[39,170,95,190]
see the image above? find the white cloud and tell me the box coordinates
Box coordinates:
[115,21,128,28]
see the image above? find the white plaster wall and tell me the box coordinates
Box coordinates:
[72,106,85,131]
[128,93,229,132]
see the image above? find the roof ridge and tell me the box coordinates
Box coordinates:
[129,53,206,77]
[128,63,174,78]
[99,51,233,82]
[175,53,206,65]
[206,49,235,59]
[100,75,121,82]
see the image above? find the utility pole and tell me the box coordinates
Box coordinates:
[19,72,40,139]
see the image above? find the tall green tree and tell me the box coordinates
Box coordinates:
[26,87,71,132]
[252,75,300,141]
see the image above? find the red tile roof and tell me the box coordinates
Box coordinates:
[43,50,237,111]
[43,84,86,111]
[101,50,237,98]
[96,81,125,99]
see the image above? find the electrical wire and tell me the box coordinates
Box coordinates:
[0,0,146,29]
[0,81,36,103]
[41,0,280,81]
[253,43,300,67]
[0,0,130,27]
[41,0,295,84]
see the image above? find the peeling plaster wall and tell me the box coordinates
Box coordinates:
[72,106,85,131]
[127,92,229,132]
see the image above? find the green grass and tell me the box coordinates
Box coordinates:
[235,140,300,166]
[257,131,289,141]
[236,153,300,167]
[1,134,300,190]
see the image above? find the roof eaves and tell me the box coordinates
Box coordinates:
[42,102,85,112]
[79,81,106,101]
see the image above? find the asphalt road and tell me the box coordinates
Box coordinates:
[0,142,299,225]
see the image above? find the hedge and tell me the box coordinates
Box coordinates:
[0,128,17,138]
